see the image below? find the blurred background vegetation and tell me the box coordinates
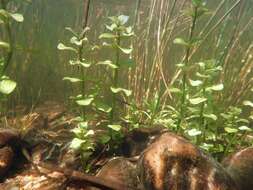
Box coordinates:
[4,0,253,109]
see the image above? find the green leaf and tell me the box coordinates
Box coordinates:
[108,124,122,131]
[203,113,217,121]
[0,79,16,95]
[200,143,214,151]
[189,97,207,105]
[99,33,116,39]
[239,126,252,131]
[0,41,10,49]
[94,101,112,113]
[196,72,210,79]
[69,60,91,68]
[168,87,182,94]
[97,60,118,69]
[188,128,202,136]
[106,23,117,31]
[225,127,238,133]
[70,138,86,150]
[189,79,203,87]
[118,15,129,25]
[208,84,224,91]
[10,13,24,22]
[117,46,133,54]
[173,38,189,46]
[243,100,253,108]
[76,97,94,106]
[84,130,95,137]
[57,43,77,53]
[70,36,86,46]
[110,87,132,97]
[63,77,82,83]
[77,122,88,129]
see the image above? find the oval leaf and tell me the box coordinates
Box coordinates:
[63,77,82,83]
[10,13,24,22]
[107,124,122,131]
[76,97,94,106]
[188,128,202,136]
[189,97,207,105]
[243,100,253,108]
[0,79,16,94]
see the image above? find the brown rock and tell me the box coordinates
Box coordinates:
[87,157,139,190]
[138,133,238,190]
[0,146,14,178]
[222,147,253,190]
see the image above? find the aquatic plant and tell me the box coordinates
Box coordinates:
[0,1,24,112]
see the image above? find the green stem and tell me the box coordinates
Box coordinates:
[79,0,91,118]
[200,84,206,143]
[177,6,198,132]
[110,30,121,123]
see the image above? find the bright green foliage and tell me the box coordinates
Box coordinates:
[0,1,24,112]
[154,1,253,159]
[58,15,134,169]
[99,15,134,123]
[58,26,99,169]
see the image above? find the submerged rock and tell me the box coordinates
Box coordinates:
[138,133,238,190]
[87,157,139,190]
[222,147,253,190]
[0,146,14,178]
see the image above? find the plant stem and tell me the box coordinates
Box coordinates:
[110,30,121,123]
[200,83,206,142]
[177,6,198,132]
[79,0,91,118]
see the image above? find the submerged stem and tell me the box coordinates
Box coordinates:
[110,30,121,123]
[177,6,198,132]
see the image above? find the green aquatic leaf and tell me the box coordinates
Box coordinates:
[10,13,24,22]
[99,33,116,39]
[94,101,112,113]
[225,127,238,133]
[189,97,207,105]
[110,87,132,97]
[63,77,82,83]
[239,126,252,131]
[69,60,91,68]
[189,79,203,87]
[57,43,77,53]
[117,46,133,54]
[188,128,202,136]
[243,100,253,108]
[203,113,217,121]
[108,124,122,132]
[118,15,129,25]
[208,84,224,91]
[76,97,94,106]
[70,138,86,150]
[173,38,189,46]
[0,79,16,94]
[0,41,10,49]
[97,60,118,69]
[168,87,182,94]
